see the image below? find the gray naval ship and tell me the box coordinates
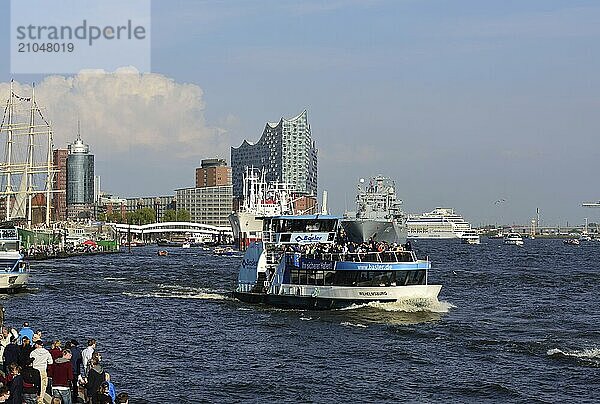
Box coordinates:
[341,175,407,243]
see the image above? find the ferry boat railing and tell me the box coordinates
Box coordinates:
[285,250,418,265]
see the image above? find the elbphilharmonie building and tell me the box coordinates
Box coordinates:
[231,110,318,198]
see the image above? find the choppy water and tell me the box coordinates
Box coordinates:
[2,239,599,403]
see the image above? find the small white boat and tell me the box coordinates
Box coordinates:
[0,227,30,293]
[504,233,524,246]
[564,238,580,246]
[182,242,191,249]
[461,230,480,245]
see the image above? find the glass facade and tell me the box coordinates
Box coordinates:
[66,153,94,204]
[231,110,317,198]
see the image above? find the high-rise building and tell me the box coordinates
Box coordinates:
[195,158,231,188]
[175,185,233,227]
[66,133,95,219]
[231,109,317,199]
[52,148,68,221]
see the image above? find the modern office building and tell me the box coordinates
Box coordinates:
[52,148,68,221]
[196,158,231,188]
[175,185,233,227]
[66,133,95,219]
[125,195,176,222]
[230,109,318,199]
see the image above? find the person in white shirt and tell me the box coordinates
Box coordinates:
[81,338,96,376]
[30,340,53,404]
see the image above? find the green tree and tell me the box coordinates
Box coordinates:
[176,209,191,222]
[163,209,176,222]
[137,207,157,224]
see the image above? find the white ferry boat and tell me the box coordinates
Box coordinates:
[460,230,480,245]
[407,207,472,239]
[504,233,524,246]
[233,215,441,309]
[0,227,30,293]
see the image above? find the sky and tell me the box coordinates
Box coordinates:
[1,0,600,226]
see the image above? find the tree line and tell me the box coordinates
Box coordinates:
[98,208,191,224]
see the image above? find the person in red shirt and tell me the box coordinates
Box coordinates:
[47,349,73,404]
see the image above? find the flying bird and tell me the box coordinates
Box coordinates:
[494,199,506,205]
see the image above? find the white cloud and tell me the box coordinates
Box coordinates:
[0,67,229,160]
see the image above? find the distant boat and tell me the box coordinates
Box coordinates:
[406,207,472,239]
[488,232,504,239]
[182,242,191,249]
[504,233,524,246]
[0,227,30,293]
[461,230,480,245]
[563,238,580,246]
[157,250,168,256]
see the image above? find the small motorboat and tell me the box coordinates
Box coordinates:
[563,239,580,246]
[157,250,168,256]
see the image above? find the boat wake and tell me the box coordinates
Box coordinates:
[547,347,600,367]
[123,285,231,301]
[340,299,455,313]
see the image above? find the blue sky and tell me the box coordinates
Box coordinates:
[1,0,600,226]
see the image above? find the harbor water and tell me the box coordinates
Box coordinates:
[2,239,599,403]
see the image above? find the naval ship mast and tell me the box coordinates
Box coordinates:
[0,80,57,227]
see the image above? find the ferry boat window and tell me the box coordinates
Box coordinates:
[324,271,335,285]
[291,270,300,284]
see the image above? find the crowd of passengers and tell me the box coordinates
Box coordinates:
[283,230,414,262]
[0,322,129,404]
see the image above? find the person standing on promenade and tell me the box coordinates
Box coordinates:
[29,340,52,404]
[2,337,18,375]
[18,337,34,368]
[0,386,9,402]
[81,340,95,376]
[21,359,41,404]
[49,340,62,361]
[65,340,82,404]
[48,349,73,404]
[31,331,42,346]
[86,352,105,404]
[115,392,128,404]
[0,327,10,371]
[6,363,23,404]
[18,323,33,344]
[104,373,116,403]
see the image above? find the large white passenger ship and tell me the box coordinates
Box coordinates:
[407,207,473,239]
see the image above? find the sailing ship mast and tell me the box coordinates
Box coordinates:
[0,81,58,227]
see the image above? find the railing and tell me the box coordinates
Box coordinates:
[285,250,417,265]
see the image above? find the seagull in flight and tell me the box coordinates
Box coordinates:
[494,199,506,205]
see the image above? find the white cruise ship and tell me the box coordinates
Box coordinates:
[407,207,473,239]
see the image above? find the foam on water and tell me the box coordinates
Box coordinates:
[122,289,230,301]
[340,321,368,328]
[340,298,454,313]
[547,347,600,366]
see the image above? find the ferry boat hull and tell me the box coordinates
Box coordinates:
[0,273,29,293]
[234,284,441,310]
